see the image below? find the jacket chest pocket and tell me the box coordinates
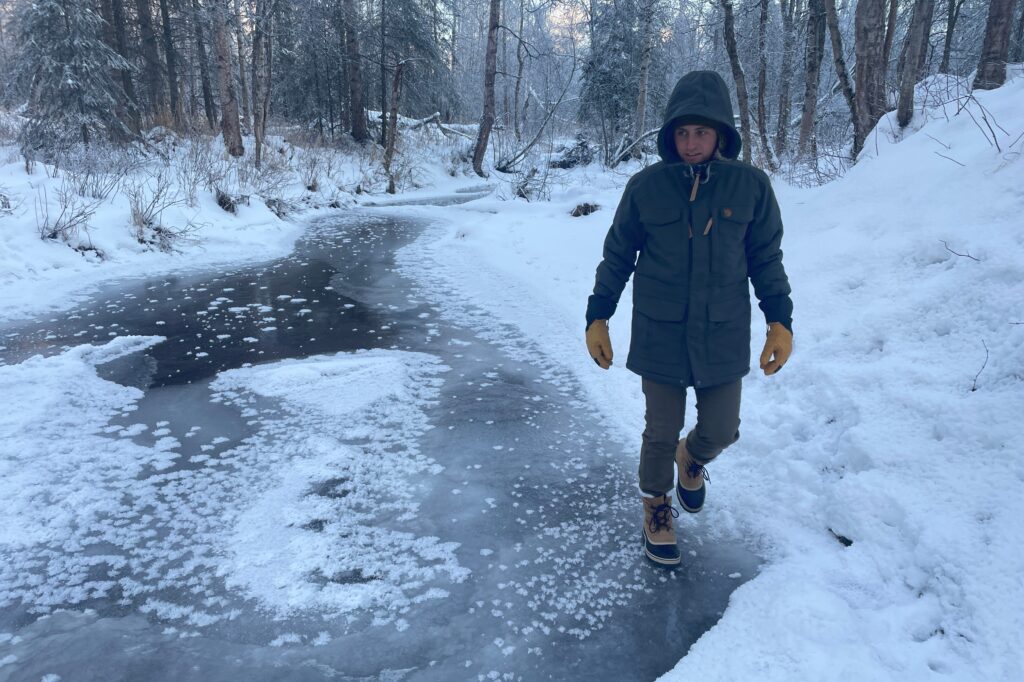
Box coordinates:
[639,206,688,267]
[711,203,753,280]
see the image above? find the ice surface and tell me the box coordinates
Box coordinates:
[0,335,463,630]
[0,208,754,681]
[212,349,467,617]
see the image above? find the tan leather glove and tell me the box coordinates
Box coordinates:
[759,322,792,376]
[586,320,613,369]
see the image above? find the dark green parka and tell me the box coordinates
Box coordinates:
[586,71,793,389]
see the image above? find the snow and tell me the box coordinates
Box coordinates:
[0,151,307,324]
[0,338,465,626]
[394,74,1024,679]
[212,350,468,617]
[0,336,169,553]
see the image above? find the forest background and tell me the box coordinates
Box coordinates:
[0,0,1020,221]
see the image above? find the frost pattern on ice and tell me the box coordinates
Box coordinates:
[0,340,465,629]
[212,349,468,618]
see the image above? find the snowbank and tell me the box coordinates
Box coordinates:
[0,121,476,326]
[397,74,1024,680]
[0,149,307,325]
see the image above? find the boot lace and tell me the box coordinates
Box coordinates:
[648,498,679,534]
[686,461,710,483]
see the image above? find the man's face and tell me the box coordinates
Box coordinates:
[674,124,718,164]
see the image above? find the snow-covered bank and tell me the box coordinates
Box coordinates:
[398,75,1024,679]
[0,124,477,326]
[0,149,299,324]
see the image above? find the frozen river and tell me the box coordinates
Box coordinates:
[0,197,757,681]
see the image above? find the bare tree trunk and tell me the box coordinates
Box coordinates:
[252,5,265,167]
[192,0,218,131]
[327,63,337,139]
[824,0,857,150]
[264,8,274,131]
[939,0,965,73]
[1014,0,1024,61]
[897,0,936,127]
[384,60,407,194]
[211,1,244,156]
[500,7,510,134]
[513,0,526,143]
[379,0,387,147]
[110,0,141,132]
[97,0,122,122]
[720,0,752,163]
[756,0,775,168]
[233,0,251,130]
[774,0,798,158]
[136,0,169,125]
[251,0,276,167]
[973,0,1016,90]
[797,0,825,158]
[854,0,888,157]
[472,0,501,177]
[450,1,459,72]
[632,0,656,161]
[158,0,182,128]
[342,0,368,142]
[883,0,898,67]
[313,52,325,139]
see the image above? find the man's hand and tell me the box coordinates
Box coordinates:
[586,320,613,369]
[759,322,792,376]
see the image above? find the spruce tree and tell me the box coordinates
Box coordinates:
[13,0,130,158]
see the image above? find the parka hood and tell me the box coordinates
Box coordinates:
[657,71,742,163]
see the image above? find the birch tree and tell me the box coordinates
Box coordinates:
[854,0,888,156]
[631,0,657,161]
[720,0,752,163]
[755,0,775,168]
[897,0,936,127]
[472,0,501,176]
[797,0,826,157]
[251,0,277,167]
[192,0,219,131]
[774,0,798,158]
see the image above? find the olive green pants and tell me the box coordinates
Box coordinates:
[638,377,742,496]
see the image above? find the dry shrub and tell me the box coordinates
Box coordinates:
[35,181,101,244]
[62,143,144,201]
[124,165,190,251]
[175,137,222,207]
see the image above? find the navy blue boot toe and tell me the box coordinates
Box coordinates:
[676,461,709,513]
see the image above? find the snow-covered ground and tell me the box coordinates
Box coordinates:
[0,123,476,325]
[1,72,1022,679]
[394,74,1024,679]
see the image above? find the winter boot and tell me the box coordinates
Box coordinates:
[675,440,709,514]
[642,494,681,566]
